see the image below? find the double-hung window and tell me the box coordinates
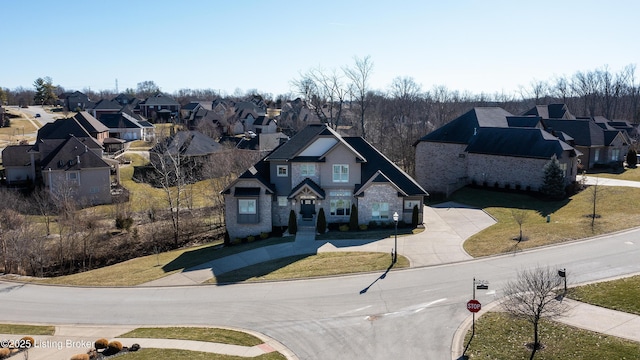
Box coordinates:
[300,164,315,176]
[333,164,349,182]
[238,199,257,214]
[371,202,390,220]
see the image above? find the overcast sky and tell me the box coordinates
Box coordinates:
[1,0,638,97]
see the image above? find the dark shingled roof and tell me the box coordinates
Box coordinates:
[288,178,325,199]
[265,124,330,160]
[99,112,143,129]
[151,131,222,157]
[91,99,122,110]
[543,119,605,147]
[222,157,275,195]
[416,107,513,144]
[37,117,93,141]
[465,128,577,159]
[73,111,109,133]
[2,145,33,167]
[523,104,575,120]
[345,137,428,196]
[142,94,179,106]
[234,187,261,196]
[507,116,541,128]
[40,136,110,170]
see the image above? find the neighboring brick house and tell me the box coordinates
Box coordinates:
[414,107,581,197]
[89,99,122,119]
[524,104,631,169]
[99,109,155,142]
[223,124,428,239]
[138,94,180,122]
[62,91,92,111]
[2,116,116,204]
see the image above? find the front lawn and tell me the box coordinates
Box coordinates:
[462,312,640,359]
[569,274,640,315]
[452,186,640,257]
[118,327,263,346]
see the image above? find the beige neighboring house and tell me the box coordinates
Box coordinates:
[2,116,116,205]
[222,124,427,239]
[41,136,112,205]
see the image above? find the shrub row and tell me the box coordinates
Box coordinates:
[231,231,271,245]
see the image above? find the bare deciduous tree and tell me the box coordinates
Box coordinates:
[502,266,568,360]
[344,55,374,138]
[511,208,529,242]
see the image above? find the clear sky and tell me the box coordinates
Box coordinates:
[1,0,638,98]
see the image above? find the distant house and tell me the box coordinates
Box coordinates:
[72,112,110,144]
[40,135,112,205]
[2,117,117,204]
[414,107,581,197]
[222,124,427,239]
[524,104,630,169]
[150,130,223,181]
[139,94,180,122]
[2,144,35,185]
[62,91,92,111]
[99,111,155,142]
[89,99,122,119]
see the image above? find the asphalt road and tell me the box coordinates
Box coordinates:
[1,228,639,359]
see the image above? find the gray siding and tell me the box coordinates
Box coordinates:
[415,142,468,195]
[224,179,272,239]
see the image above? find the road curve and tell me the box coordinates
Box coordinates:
[1,227,639,359]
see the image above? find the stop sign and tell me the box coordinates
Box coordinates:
[467,299,481,313]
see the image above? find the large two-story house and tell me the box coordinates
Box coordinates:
[414,107,582,197]
[223,124,428,239]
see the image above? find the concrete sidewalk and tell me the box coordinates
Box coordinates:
[452,298,640,359]
[142,202,496,286]
[0,325,294,360]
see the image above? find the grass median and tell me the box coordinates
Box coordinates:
[115,348,285,359]
[568,274,640,315]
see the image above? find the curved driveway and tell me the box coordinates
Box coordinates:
[1,227,639,359]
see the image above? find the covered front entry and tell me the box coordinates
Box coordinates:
[300,199,316,219]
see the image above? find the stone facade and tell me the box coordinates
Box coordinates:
[415,142,468,196]
[357,184,404,225]
[416,141,578,195]
[224,180,272,239]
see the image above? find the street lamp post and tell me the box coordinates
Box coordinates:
[393,211,399,264]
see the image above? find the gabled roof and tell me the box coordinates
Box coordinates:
[507,116,541,128]
[354,170,407,197]
[288,178,325,199]
[523,104,575,119]
[221,157,275,195]
[543,119,605,147]
[604,130,628,146]
[344,137,428,196]
[40,136,110,170]
[141,94,179,106]
[73,112,109,133]
[35,117,97,148]
[151,131,222,157]
[91,99,122,111]
[1,145,33,167]
[465,128,578,159]
[253,115,272,126]
[415,107,513,144]
[266,124,365,162]
[182,102,202,111]
[99,112,144,129]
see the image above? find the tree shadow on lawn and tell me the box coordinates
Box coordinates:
[214,254,314,284]
[448,187,571,217]
[161,237,294,273]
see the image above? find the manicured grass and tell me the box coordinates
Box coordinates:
[0,324,55,335]
[589,167,640,181]
[119,327,263,346]
[463,312,640,359]
[35,237,293,286]
[208,252,408,284]
[116,348,285,360]
[452,187,640,257]
[569,275,640,315]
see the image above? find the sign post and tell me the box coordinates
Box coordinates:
[462,278,489,358]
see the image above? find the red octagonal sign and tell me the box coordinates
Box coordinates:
[467,299,481,313]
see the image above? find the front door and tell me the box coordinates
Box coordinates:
[300,199,315,219]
